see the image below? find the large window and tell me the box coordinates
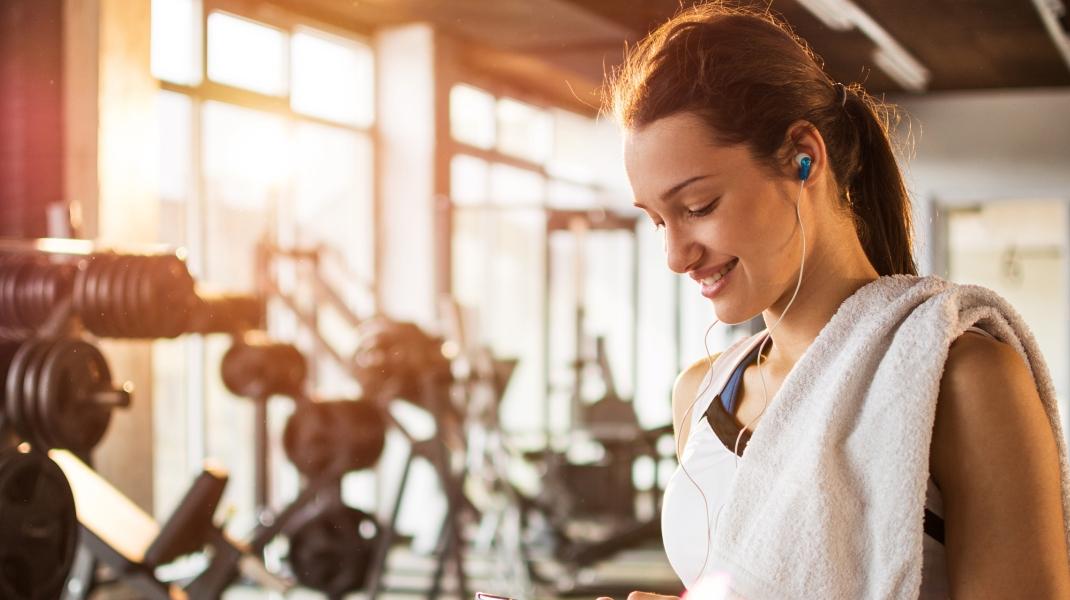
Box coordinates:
[151,0,375,532]
[448,84,662,444]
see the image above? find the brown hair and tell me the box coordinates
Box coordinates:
[605,2,917,276]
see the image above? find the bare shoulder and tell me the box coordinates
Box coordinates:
[937,331,1036,411]
[672,354,720,449]
[933,330,1049,473]
[931,330,1070,596]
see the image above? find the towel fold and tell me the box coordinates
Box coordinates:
[704,274,1070,599]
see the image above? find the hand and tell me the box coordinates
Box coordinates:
[596,593,680,600]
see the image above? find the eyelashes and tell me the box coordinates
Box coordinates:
[686,199,719,219]
[646,197,720,231]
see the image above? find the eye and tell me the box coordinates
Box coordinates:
[686,198,719,219]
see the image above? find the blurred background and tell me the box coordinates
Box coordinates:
[1,0,1069,598]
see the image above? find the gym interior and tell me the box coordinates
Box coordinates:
[2,0,1070,598]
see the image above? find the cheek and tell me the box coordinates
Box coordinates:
[720,198,794,265]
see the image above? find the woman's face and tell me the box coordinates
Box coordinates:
[624,111,806,324]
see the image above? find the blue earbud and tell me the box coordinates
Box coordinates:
[794,153,813,181]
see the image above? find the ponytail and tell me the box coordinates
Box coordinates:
[842,88,918,276]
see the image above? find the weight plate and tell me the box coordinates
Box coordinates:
[30,259,51,327]
[107,253,131,337]
[93,254,120,337]
[71,258,89,327]
[288,505,379,595]
[0,448,79,600]
[39,339,113,452]
[125,256,149,338]
[222,339,306,399]
[6,340,50,449]
[9,258,35,329]
[331,401,386,472]
[78,255,106,335]
[96,255,123,337]
[0,257,11,327]
[118,256,142,337]
[22,339,60,450]
[282,400,386,477]
[23,263,46,328]
[0,342,21,439]
[157,255,196,337]
[0,257,24,329]
[133,256,156,337]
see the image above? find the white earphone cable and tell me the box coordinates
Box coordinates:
[673,176,808,582]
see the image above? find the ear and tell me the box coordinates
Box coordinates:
[782,120,829,188]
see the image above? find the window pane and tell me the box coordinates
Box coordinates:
[590,118,631,195]
[158,91,194,205]
[547,179,596,209]
[450,84,496,149]
[547,109,596,184]
[207,12,288,96]
[151,0,202,85]
[290,122,377,326]
[291,28,374,126]
[497,97,552,164]
[202,100,289,289]
[450,154,489,205]
[452,207,546,434]
[489,163,544,205]
[635,224,678,428]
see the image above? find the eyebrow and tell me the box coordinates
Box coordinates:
[633,175,709,209]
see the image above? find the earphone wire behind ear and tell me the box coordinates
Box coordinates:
[673,153,811,584]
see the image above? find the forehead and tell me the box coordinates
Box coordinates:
[624,112,751,202]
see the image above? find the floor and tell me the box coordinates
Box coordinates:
[219,543,681,600]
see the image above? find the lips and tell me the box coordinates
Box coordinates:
[690,258,739,282]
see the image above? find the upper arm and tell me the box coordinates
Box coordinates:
[931,332,1070,597]
[672,354,720,452]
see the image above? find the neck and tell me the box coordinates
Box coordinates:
[759,224,880,372]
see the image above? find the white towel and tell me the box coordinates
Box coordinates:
[702,274,1070,599]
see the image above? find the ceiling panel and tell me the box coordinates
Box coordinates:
[266,0,1070,103]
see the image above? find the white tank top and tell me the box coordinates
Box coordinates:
[659,327,991,597]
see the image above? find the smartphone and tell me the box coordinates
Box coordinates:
[475,593,518,600]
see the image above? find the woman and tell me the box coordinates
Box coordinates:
[598,3,1070,599]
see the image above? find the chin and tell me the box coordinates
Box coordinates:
[711,301,755,326]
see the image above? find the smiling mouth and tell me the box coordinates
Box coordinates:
[699,258,739,285]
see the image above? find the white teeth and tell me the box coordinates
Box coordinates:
[700,259,737,285]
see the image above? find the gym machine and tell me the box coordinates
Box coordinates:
[518,209,678,597]
[257,241,489,598]
[0,241,281,597]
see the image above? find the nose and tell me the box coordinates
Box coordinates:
[663,224,702,274]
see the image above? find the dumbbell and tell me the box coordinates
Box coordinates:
[73,253,198,339]
[282,399,386,477]
[0,447,79,600]
[2,337,130,453]
[0,254,76,336]
[288,504,380,597]
[220,332,307,399]
[352,316,452,405]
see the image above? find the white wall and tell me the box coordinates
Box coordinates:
[895,88,1070,274]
